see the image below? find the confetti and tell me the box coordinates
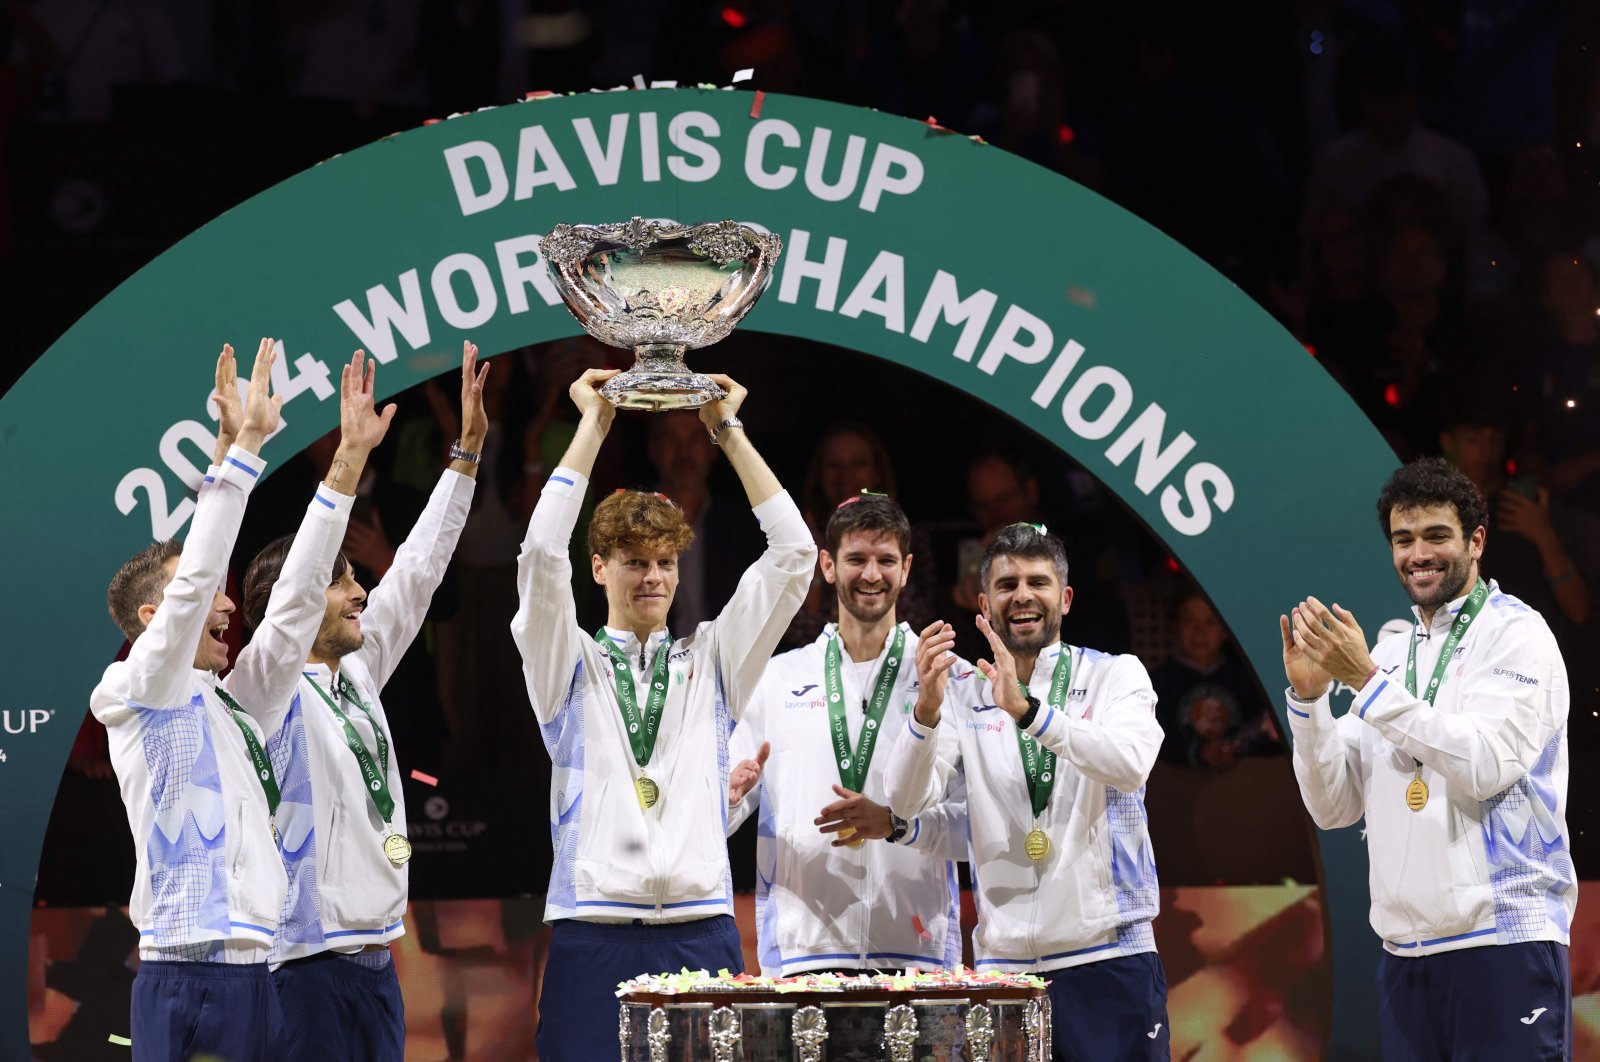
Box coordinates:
[632,74,647,90]
[732,68,755,83]
[912,915,931,940]
[108,1034,132,1046]
[750,90,766,119]
[410,769,439,787]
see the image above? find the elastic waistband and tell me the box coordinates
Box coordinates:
[556,914,736,944]
[135,960,273,981]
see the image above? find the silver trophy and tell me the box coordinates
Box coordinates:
[541,217,783,410]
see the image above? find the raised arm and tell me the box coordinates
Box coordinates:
[359,342,481,688]
[510,368,617,724]
[701,376,816,715]
[124,341,279,708]
[227,350,391,731]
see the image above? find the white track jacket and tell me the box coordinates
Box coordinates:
[93,448,284,962]
[257,469,474,961]
[1288,580,1576,957]
[513,468,814,924]
[729,624,967,975]
[883,643,1164,973]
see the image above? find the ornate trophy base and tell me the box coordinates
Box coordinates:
[600,344,727,411]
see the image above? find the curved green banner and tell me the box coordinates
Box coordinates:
[0,89,1399,1059]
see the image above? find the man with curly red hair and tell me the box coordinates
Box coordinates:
[513,369,814,1060]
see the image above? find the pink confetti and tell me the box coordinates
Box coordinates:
[750,90,765,119]
[913,916,931,940]
[410,769,439,787]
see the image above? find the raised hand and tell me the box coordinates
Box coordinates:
[211,343,242,464]
[235,337,284,454]
[728,740,770,805]
[1279,612,1332,700]
[974,613,1028,720]
[459,340,490,452]
[697,373,747,433]
[815,784,893,846]
[340,350,398,454]
[568,367,620,420]
[912,620,959,726]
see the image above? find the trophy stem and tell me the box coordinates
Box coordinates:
[599,343,728,411]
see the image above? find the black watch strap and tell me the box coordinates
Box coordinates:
[1017,690,1042,730]
[885,812,909,844]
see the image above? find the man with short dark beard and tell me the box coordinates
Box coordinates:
[1282,457,1575,1060]
[237,343,487,1062]
[726,494,966,975]
[883,522,1170,1061]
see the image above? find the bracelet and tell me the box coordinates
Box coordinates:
[449,440,481,465]
[708,416,744,446]
[1551,563,1576,587]
[1361,664,1380,688]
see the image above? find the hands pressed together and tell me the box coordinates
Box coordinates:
[1279,595,1376,699]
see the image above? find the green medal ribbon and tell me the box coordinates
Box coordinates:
[1014,644,1073,818]
[823,625,906,792]
[1404,577,1489,705]
[213,685,280,821]
[594,628,673,769]
[308,672,394,823]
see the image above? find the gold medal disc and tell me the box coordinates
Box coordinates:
[271,819,280,845]
[836,826,866,848]
[635,776,660,809]
[383,832,413,866]
[1025,828,1051,862]
[1405,777,1429,812]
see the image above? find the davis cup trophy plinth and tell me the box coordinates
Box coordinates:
[542,217,783,410]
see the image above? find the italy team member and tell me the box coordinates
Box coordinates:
[884,523,1170,1061]
[237,344,486,1061]
[94,341,289,1061]
[728,494,966,974]
[513,369,814,1061]
[1282,457,1576,1061]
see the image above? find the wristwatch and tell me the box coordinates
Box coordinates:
[1016,690,1042,730]
[708,416,744,446]
[449,439,482,465]
[885,812,910,844]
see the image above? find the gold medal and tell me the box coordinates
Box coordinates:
[635,776,660,809]
[383,832,413,866]
[1025,828,1051,861]
[270,818,280,845]
[1405,775,1429,812]
[836,826,866,849]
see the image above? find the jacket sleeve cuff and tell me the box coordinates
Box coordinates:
[1351,670,1403,725]
[213,446,267,491]
[905,714,936,742]
[1024,701,1058,740]
[309,485,357,517]
[1284,687,1336,730]
[892,816,924,847]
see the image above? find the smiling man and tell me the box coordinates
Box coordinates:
[92,341,288,1062]
[883,522,1170,1061]
[513,368,814,1061]
[1282,457,1576,1061]
[235,343,486,1061]
[727,494,966,976]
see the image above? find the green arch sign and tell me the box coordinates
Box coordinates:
[0,89,1399,1059]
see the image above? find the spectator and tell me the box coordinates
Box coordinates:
[1518,251,1600,509]
[1152,589,1281,768]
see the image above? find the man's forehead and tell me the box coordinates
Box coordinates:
[837,530,902,558]
[608,544,679,562]
[990,553,1056,579]
[1389,503,1463,535]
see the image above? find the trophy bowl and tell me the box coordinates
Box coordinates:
[541,217,783,410]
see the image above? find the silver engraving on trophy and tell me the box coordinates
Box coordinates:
[1025,998,1045,1062]
[618,1002,631,1060]
[792,1005,828,1062]
[965,1002,996,1061]
[542,217,783,410]
[646,1007,671,1062]
[708,1006,741,1062]
[1039,992,1053,1056]
[883,1003,919,1062]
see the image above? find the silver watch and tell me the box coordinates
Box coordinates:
[708,416,744,446]
[449,439,481,465]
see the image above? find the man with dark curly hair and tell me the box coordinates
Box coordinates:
[1281,457,1576,1060]
[512,368,814,1060]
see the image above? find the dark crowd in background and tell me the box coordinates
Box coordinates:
[8,1,1599,902]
